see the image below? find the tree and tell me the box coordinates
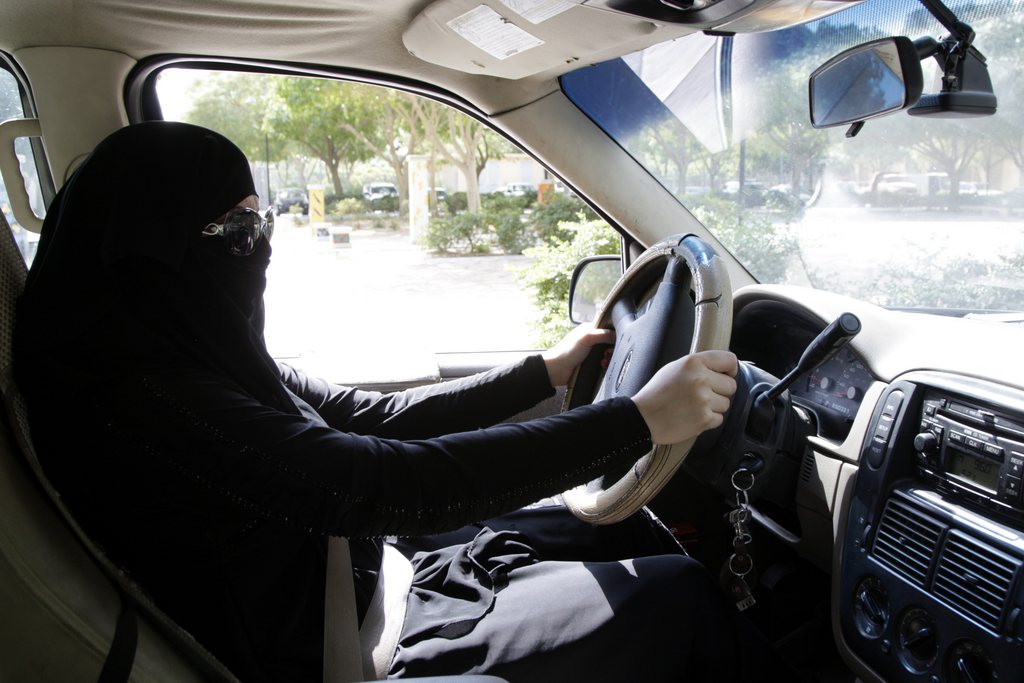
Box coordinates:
[274,149,323,191]
[413,99,510,213]
[638,119,699,193]
[183,73,285,163]
[268,79,376,196]
[751,53,830,194]
[692,146,733,193]
[974,137,1007,190]
[335,88,421,204]
[913,120,979,207]
[980,13,1024,177]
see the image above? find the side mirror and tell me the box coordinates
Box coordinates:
[568,255,621,324]
[809,37,923,130]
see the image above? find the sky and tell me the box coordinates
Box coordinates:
[154,68,202,121]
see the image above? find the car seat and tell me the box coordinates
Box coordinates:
[0,206,240,682]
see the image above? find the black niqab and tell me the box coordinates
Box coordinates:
[15,121,296,415]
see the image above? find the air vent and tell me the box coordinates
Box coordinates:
[800,451,815,484]
[872,496,945,586]
[933,531,1021,633]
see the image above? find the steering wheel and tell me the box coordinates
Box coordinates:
[561,234,733,525]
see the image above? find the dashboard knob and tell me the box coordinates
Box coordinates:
[898,608,938,673]
[946,640,994,683]
[954,654,992,683]
[914,431,940,454]
[853,577,889,638]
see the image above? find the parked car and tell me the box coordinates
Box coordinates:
[1,1,1023,683]
[273,187,309,214]
[501,182,537,198]
[362,181,398,201]
[869,172,920,206]
[721,179,767,206]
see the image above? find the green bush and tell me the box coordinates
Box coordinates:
[687,196,797,283]
[529,194,597,244]
[421,209,537,255]
[332,197,366,216]
[492,210,532,255]
[445,192,468,214]
[421,213,491,254]
[483,193,534,213]
[369,195,399,213]
[370,214,401,231]
[517,217,620,347]
[817,246,1024,311]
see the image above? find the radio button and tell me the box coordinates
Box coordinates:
[1008,453,1024,477]
[948,431,966,445]
[965,436,985,451]
[1005,476,1022,500]
[984,443,1004,458]
[865,438,886,468]
[883,391,904,417]
[874,415,894,441]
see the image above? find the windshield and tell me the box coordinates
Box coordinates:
[562,0,1024,312]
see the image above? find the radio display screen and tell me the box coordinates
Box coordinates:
[948,450,1000,493]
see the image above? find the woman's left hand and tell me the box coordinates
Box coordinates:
[542,324,615,387]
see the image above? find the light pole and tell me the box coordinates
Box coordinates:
[265,134,272,209]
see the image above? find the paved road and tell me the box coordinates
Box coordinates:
[263,217,538,382]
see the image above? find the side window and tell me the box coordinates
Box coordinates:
[0,59,46,265]
[156,69,619,381]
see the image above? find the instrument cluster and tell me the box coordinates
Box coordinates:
[790,347,872,439]
[731,301,874,441]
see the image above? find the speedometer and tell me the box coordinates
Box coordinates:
[803,348,870,420]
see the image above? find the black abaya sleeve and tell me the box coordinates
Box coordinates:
[100,368,651,538]
[276,355,556,439]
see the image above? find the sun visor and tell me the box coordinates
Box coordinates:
[590,0,865,33]
[402,0,684,80]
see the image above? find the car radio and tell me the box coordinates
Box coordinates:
[914,389,1024,522]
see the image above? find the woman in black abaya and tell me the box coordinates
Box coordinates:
[14,122,777,682]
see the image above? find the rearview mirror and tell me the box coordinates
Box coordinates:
[809,37,923,129]
[569,256,621,324]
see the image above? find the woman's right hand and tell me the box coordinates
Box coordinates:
[631,350,738,445]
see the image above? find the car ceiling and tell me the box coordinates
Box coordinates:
[0,0,705,115]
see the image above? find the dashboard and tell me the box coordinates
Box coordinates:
[730,285,1024,683]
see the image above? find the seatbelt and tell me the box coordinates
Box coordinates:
[323,536,365,683]
[95,594,138,683]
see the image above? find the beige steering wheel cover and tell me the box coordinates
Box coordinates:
[562,235,733,525]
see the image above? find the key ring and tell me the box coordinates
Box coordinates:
[731,467,755,492]
[728,552,754,577]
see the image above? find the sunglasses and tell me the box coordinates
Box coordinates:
[201,206,275,256]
